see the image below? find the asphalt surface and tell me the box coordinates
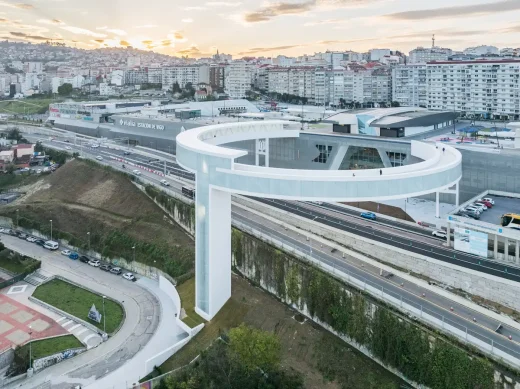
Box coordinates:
[27,130,520,363]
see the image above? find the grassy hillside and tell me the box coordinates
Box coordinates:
[0,159,194,278]
[0,98,53,115]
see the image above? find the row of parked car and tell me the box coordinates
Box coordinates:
[457,197,495,220]
[59,249,137,282]
[0,228,59,249]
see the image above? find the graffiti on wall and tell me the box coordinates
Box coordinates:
[33,348,85,372]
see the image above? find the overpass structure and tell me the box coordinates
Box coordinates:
[176,120,463,320]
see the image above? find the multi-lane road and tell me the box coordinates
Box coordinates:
[27,131,520,364]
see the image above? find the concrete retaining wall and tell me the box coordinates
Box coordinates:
[32,347,86,372]
[235,196,520,312]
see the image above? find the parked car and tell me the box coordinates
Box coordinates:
[88,259,101,267]
[476,200,493,208]
[100,264,112,272]
[69,252,79,260]
[472,203,487,211]
[460,210,480,220]
[79,255,90,263]
[160,179,170,186]
[432,230,447,239]
[26,236,37,243]
[360,212,377,221]
[96,156,103,161]
[91,144,99,148]
[43,241,59,250]
[35,239,46,246]
[464,206,481,215]
[65,146,72,150]
[1,228,11,234]
[17,233,27,239]
[61,249,72,256]
[132,170,141,176]
[482,197,495,205]
[123,151,131,155]
[122,272,137,282]
[0,228,5,233]
[110,267,122,275]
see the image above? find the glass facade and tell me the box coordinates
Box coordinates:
[340,146,384,170]
[387,151,407,167]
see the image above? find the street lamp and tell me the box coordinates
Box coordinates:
[132,246,135,262]
[49,219,53,241]
[28,325,32,370]
[102,295,106,333]
[87,232,90,252]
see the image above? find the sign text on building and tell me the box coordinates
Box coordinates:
[119,119,164,131]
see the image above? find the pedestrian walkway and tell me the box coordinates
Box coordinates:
[24,269,50,287]
[56,316,103,350]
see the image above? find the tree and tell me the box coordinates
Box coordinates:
[228,323,281,372]
[57,83,73,96]
[6,127,22,141]
[5,164,15,174]
[391,101,401,107]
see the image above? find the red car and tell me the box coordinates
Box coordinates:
[476,200,492,208]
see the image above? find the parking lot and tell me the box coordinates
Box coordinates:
[478,196,520,225]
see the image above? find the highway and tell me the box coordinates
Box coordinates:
[29,133,520,365]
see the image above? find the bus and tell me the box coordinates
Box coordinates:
[182,186,195,200]
[501,213,520,230]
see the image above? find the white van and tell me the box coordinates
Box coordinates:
[133,170,141,176]
[43,241,59,250]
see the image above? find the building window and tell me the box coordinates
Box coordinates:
[313,144,332,163]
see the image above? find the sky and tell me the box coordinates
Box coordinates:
[0,0,520,57]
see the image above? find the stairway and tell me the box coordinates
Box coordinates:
[24,270,50,286]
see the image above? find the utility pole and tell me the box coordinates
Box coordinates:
[102,296,106,333]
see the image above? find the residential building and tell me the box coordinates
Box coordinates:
[161,64,210,90]
[110,70,125,86]
[99,82,116,96]
[426,60,520,119]
[369,49,391,62]
[464,45,500,56]
[127,56,141,68]
[23,62,43,74]
[210,64,226,90]
[225,61,253,99]
[409,47,452,64]
[51,75,84,93]
[147,68,162,84]
[125,68,148,85]
[392,64,428,107]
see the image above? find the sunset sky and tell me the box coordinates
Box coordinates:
[0,0,520,57]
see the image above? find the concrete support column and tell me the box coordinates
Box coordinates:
[505,238,509,261]
[494,235,498,260]
[455,181,460,207]
[265,138,269,168]
[435,191,440,218]
[195,184,231,321]
[255,139,259,166]
[446,222,451,247]
[515,240,519,264]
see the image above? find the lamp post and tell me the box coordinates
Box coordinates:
[102,295,106,333]
[87,232,90,252]
[49,219,53,241]
[132,246,135,262]
[28,325,32,370]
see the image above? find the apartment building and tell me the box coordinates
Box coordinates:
[427,60,520,119]
[161,64,210,90]
[147,68,162,84]
[225,60,253,99]
[125,68,148,85]
[392,64,428,107]
[209,64,226,90]
[409,47,452,64]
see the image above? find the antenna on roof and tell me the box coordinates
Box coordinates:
[432,34,435,49]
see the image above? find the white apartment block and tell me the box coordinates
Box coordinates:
[427,60,520,119]
[147,68,162,84]
[51,76,85,93]
[464,45,499,56]
[127,56,141,68]
[161,65,210,90]
[369,49,391,62]
[23,62,43,74]
[225,61,253,99]
[409,47,452,64]
[392,64,428,107]
[99,82,115,96]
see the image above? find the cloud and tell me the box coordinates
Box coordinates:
[244,1,315,22]
[181,6,206,10]
[304,18,343,26]
[0,17,7,22]
[384,0,520,21]
[60,26,107,38]
[238,44,302,55]
[136,24,156,28]
[206,1,242,6]
[96,26,127,36]
[167,30,187,42]
[182,18,193,22]
[119,40,130,46]
[0,2,34,9]
[37,18,65,25]
[10,31,61,40]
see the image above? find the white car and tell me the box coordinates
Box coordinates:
[465,206,481,214]
[0,228,4,233]
[91,144,99,148]
[96,156,103,161]
[160,179,170,186]
[61,249,71,256]
[482,197,495,205]
[36,169,42,174]
[432,230,447,239]
[132,170,141,176]
[26,236,37,242]
[65,146,72,150]
[471,203,487,211]
[88,259,101,267]
[122,272,136,282]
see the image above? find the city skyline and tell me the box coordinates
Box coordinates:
[0,0,519,57]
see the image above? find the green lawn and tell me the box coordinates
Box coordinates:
[0,250,39,275]
[177,277,205,328]
[0,99,53,115]
[33,279,124,333]
[23,335,83,360]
